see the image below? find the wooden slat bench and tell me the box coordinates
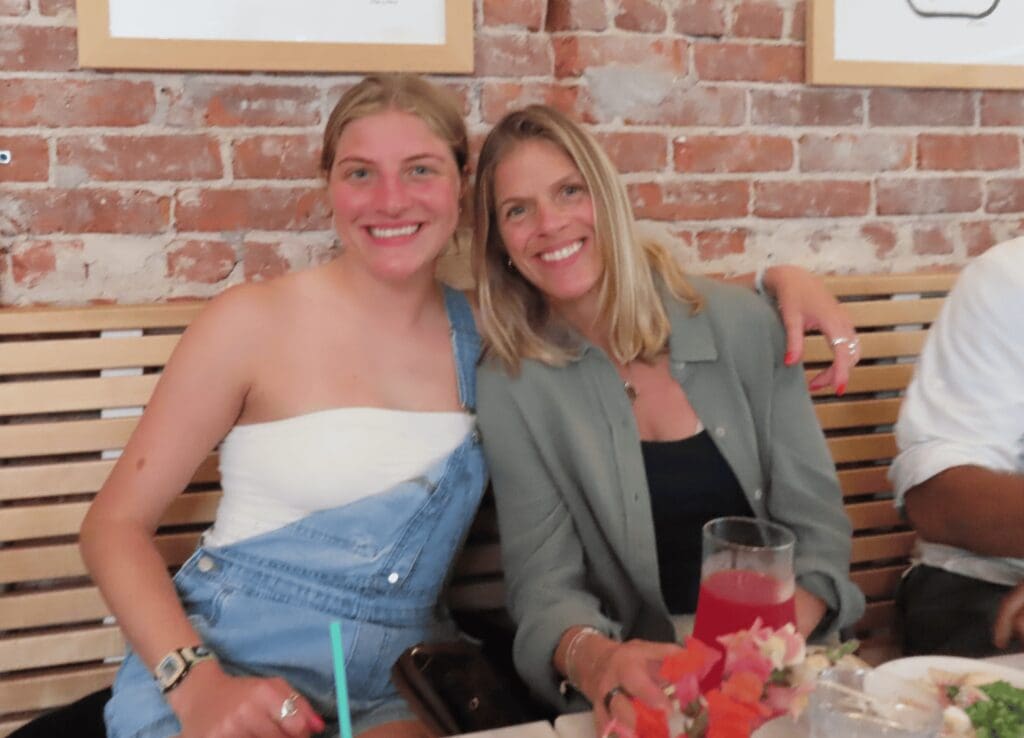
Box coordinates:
[0,271,958,735]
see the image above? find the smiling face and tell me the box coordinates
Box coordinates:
[493,138,603,319]
[328,109,463,284]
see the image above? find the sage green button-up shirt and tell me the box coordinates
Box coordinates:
[477,277,864,707]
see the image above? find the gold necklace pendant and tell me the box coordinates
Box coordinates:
[623,380,638,403]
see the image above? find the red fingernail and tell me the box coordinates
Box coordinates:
[784,351,796,366]
[837,383,847,397]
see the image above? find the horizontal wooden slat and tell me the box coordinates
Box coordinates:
[0,302,202,335]
[851,531,916,564]
[846,500,904,532]
[851,566,906,601]
[802,330,928,363]
[815,398,901,430]
[447,580,507,612]
[0,454,220,502]
[0,491,220,543]
[0,719,28,738]
[854,600,898,632]
[0,627,124,673]
[828,433,898,464]
[0,665,118,715]
[0,374,159,416]
[452,543,503,578]
[823,271,958,297]
[810,364,916,396]
[838,467,893,498]
[0,334,180,376]
[0,586,109,630]
[843,298,945,328]
[0,417,137,459]
[0,532,201,585]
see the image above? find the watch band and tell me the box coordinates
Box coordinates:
[155,644,216,694]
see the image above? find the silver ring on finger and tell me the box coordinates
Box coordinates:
[278,693,300,721]
[830,336,851,348]
[603,685,631,713]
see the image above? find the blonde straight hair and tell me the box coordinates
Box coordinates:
[472,105,702,371]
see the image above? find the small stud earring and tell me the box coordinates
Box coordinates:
[506,256,514,270]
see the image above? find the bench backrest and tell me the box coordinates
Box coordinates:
[0,272,957,734]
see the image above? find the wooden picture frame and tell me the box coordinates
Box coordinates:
[807,0,1024,90]
[76,0,473,74]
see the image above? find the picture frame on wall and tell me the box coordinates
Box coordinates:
[76,0,473,74]
[807,0,1024,90]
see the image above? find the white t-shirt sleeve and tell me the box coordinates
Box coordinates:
[890,240,1024,505]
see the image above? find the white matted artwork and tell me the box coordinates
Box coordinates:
[807,0,1024,89]
[76,0,473,73]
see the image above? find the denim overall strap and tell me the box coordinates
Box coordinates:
[443,286,479,412]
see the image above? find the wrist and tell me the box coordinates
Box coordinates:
[164,658,225,714]
[577,637,619,703]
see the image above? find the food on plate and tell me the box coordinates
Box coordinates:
[925,668,1024,737]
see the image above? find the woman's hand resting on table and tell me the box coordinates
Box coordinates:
[570,635,680,735]
[762,265,862,396]
[167,661,324,738]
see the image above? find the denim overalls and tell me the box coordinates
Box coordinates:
[105,288,487,738]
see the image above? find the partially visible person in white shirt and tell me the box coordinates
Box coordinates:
[890,236,1024,656]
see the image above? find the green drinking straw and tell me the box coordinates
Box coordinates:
[329,621,354,738]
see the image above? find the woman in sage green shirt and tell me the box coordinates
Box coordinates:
[470,105,865,731]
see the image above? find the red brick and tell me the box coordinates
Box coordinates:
[480,83,592,124]
[799,133,912,173]
[11,241,59,286]
[694,42,802,82]
[877,178,982,215]
[0,79,155,127]
[981,91,1024,126]
[628,181,749,221]
[919,134,1020,171]
[233,134,320,180]
[623,86,745,127]
[174,188,330,232]
[696,228,748,259]
[754,180,870,218]
[752,89,863,126]
[1,190,169,235]
[913,226,954,256]
[961,221,997,256]
[615,0,668,32]
[475,34,553,77]
[39,0,74,15]
[869,89,975,126]
[245,242,291,281]
[546,0,607,31]
[554,36,686,78]
[167,82,320,127]
[595,132,667,173]
[861,223,898,258]
[733,1,784,38]
[0,25,77,71]
[483,0,545,30]
[57,135,222,181]
[0,0,28,15]
[0,135,49,181]
[167,240,237,284]
[674,134,792,173]
[789,1,806,41]
[987,178,1024,213]
[673,0,727,36]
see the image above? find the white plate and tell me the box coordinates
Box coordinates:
[872,655,1024,690]
[751,716,807,738]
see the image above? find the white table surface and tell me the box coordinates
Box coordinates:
[546,653,1024,738]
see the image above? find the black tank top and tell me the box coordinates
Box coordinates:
[641,430,754,614]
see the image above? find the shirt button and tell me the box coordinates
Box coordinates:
[387,572,400,584]
[197,556,215,573]
[753,488,763,501]
[714,426,726,438]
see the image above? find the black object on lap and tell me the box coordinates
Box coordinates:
[8,687,111,738]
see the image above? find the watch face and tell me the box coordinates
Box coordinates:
[157,652,186,686]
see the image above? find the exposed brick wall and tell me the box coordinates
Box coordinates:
[2,0,1023,305]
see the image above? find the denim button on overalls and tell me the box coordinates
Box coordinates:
[105,287,487,738]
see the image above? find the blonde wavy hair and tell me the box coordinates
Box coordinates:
[472,105,702,371]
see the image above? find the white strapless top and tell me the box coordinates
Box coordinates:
[203,407,474,547]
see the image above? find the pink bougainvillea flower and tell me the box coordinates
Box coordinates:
[632,697,670,738]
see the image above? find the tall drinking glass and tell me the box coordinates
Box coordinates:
[691,516,797,686]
